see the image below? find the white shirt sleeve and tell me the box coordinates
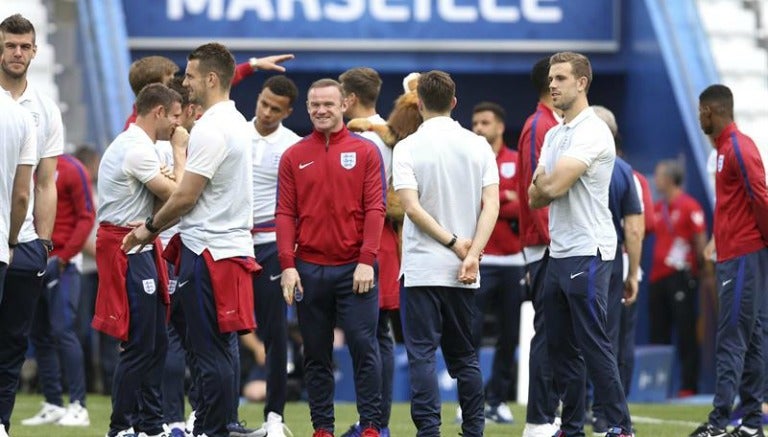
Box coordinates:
[186,124,227,179]
[538,130,554,171]
[18,111,38,166]
[41,101,64,159]
[392,140,418,190]
[481,142,500,187]
[123,144,160,184]
[562,122,612,167]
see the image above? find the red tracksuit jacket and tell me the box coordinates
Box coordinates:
[51,155,96,263]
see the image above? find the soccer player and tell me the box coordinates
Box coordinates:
[0,91,36,437]
[469,101,522,425]
[650,159,707,398]
[95,83,186,437]
[249,75,301,437]
[339,67,399,437]
[0,13,64,433]
[24,152,96,428]
[689,84,768,437]
[590,105,644,434]
[122,43,258,437]
[516,56,561,437]
[528,51,632,437]
[276,78,385,437]
[393,70,499,437]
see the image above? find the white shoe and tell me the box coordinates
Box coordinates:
[455,406,463,423]
[186,410,196,434]
[21,402,66,425]
[105,428,135,437]
[57,400,90,426]
[263,412,293,437]
[0,423,8,437]
[522,422,558,437]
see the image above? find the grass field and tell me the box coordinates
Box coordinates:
[5,394,713,436]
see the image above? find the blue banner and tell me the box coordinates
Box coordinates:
[124,0,619,52]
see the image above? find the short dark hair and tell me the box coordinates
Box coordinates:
[167,76,190,106]
[473,101,506,123]
[135,83,182,117]
[550,51,593,92]
[263,75,298,105]
[531,57,551,96]
[659,159,685,186]
[339,67,382,107]
[0,14,36,44]
[699,84,733,116]
[417,70,455,113]
[128,56,178,97]
[308,78,344,99]
[188,43,235,91]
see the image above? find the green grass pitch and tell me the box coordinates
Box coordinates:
[6,394,713,436]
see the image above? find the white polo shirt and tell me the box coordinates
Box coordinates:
[179,100,254,260]
[251,119,300,245]
[393,116,499,289]
[0,94,38,263]
[97,124,161,227]
[539,107,616,260]
[153,140,180,248]
[4,84,65,243]
[359,114,392,185]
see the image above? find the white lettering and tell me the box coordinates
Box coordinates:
[522,0,562,22]
[325,0,365,22]
[413,0,431,22]
[479,0,519,22]
[278,0,322,21]
[438,0,477,22]
[371,0,408,22]
[168,0,224,20]
[226,0,275,20]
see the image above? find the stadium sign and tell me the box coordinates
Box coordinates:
[125,0,619,52]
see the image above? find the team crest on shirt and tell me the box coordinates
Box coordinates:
[168,279,177,295]
[340,152,357,170]
[500,162,516,178]
[142,279,156,295]
[717,154,724,172]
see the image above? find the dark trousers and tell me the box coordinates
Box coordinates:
[0,240,47,430]
[378,309,395,428]
[544,255,631,435]
[0,262,6,303]
[296,259,381,433]
[592,252,625,421]
[471,263,523,406]
[525,254,559,425]
[177,244,236,437]
[649,270,700,392]
[708,248,768,430]
[619,302,638,396]
[402,286,484,437]
[253,242,288,420]
[30,260,87,406]
[162,263,188,424]
[108,250,168,436]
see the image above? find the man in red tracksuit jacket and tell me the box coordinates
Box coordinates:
[276,78,385,437]
[516,57,562,436]
[690,84,768,437]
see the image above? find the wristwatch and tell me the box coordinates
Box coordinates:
[40,239,53,252]
[145,215,160,233]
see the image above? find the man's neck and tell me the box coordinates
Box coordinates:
[255,120,279,137]
[421,110,450,121]
[348,105,376,120]
[539,94,556,112]
[0,74,28,100]
[201,91,229,113]
[563,99,589,124]
[665,186,682,202]
[134,118,157,143]
[491,139,503,155]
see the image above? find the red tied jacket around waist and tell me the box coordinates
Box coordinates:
[92,223,169,341]
[163,234,261,334]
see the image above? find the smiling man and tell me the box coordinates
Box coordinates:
[528,51,631,437]
[276,78,385,437]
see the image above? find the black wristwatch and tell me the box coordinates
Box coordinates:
[40,239,53,252]
[145,215,160,233]
[445,233,458,248]
[8,242,18,249]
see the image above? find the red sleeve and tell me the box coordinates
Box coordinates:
[687,199,707,234]
[499,192,520,219]
[635,172,656,234]
[58,160,96,263]
[734,137,768,242]
[359,146,386,265]
[231,62,254,87]
[275,152,298,269]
